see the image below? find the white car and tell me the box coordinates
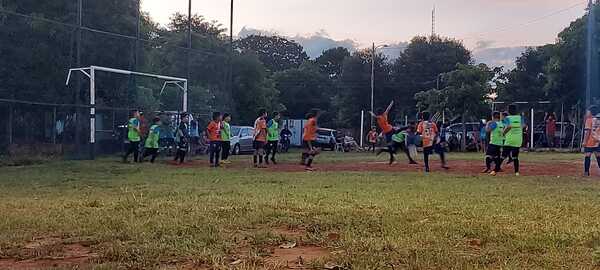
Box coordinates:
[230,126,254,155]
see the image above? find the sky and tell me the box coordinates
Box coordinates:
[142,0,587,50]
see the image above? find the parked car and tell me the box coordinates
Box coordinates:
[230,126,254,155]
[315,128,338,151]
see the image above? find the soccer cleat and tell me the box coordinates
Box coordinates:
[409,161,418,165]
[489,171,497,176]
[221,160,231,164]
[584,172,591,177]
[515,172,520,176]
[271,159,277,165]
[305,167,315,172]
[482,169,491,173]
[442,166,450,170]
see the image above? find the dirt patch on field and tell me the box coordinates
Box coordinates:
[173,159,590,177]
[0,236,98,270]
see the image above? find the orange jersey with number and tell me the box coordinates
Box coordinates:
[303,117,317,141]
[376,113,393,134]
[254,117,267,142]
[417,121,438,147]
[584,116,600,148]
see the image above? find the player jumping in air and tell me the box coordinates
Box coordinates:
[583,106,600,177]
[253,109,268,168]
[369,101,395,143]
[484,111,504,175]
[501,104,524,176]
[417,111,448,172]
[301,109,320,171]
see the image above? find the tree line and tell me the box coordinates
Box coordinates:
[1,0,598,128]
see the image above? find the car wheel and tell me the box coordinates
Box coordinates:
[233,144,241,155]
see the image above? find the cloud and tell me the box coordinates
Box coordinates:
[474,40,496,50]
[238,27,360,59]
[473,46,527,69]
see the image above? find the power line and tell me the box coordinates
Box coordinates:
[0,7,228,58]
[461,1,587,41]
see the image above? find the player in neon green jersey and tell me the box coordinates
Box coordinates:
[123,110,141,163]
[265,112,281,165]
[501,104,524,176]
[484,111,504,175]
[142,117,161,163]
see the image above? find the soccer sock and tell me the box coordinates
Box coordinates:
[259,155,263,164]
[424,153,430,171]
[513,158,519,173]
[585,156,591,173]
[306,155,314,167]
[485,156,492,170]
[494,157,503,172]
[596,156,600,169]
[440,152,447,167]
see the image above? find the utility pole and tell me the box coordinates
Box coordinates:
[371,42,375,128]
[586,0,596,108]
[187,0,192,109]
[431,5,436,37]
[76,0,83,158]
[229,0,234,111]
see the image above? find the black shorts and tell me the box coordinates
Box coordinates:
[486,144,502,157]
[303,140,315,150]
[253,140,266,150]
[502,146,520,159]
[584,146,600,153]
[423,144,444,155]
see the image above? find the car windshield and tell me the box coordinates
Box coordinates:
[231,127,241,136]
[317,130,331,136]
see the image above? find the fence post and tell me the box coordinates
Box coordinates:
[7,102,13,145]
[360,110,364,148]
[52,106,57,144]
[90,67,96,159]
[530,107,534,151]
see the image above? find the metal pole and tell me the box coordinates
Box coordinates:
[560,103,565,148]
[586,0,595,109]
[135,0,140,71]
[229,0,234,110]
[7,103,13,145]
[187,0,192,88]
[75,0,83,158]
[371,42,375,128]
[183,81,188,112]
[90,67,96,159]
[530,107,534,150]
[360,110,364,147]
[52,107,57,144]
[405,115,408,126]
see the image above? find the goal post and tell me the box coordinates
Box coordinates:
[65,65,188,159]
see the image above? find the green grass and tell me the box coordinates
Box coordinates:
[1,152,600,269]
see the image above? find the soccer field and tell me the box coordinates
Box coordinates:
[1,152,600,269]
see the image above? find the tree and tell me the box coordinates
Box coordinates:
[315,47,351,80]
[415,63,496,147]
[235,35,309,73]
[391,35,472,115]
[335,50,392,128]
[273,63,334,121]
[230,54,279,124]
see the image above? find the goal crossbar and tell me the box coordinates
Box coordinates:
[65,65,189,159]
